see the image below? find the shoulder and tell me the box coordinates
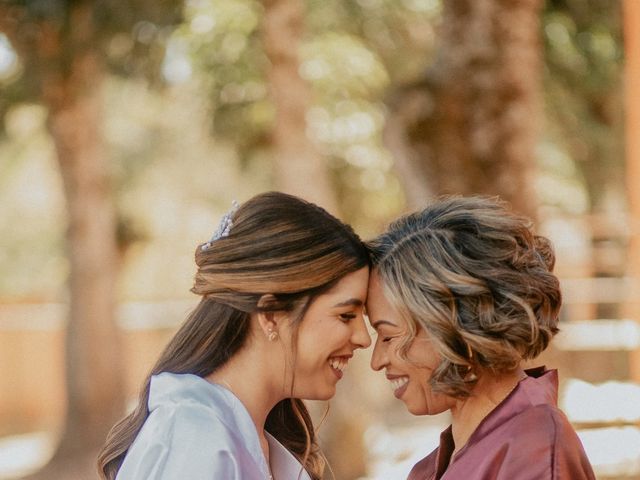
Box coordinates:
[507,404,579,445]
[502,404,587,457]
[496,404,595,479]
[116,404,246,480]
[407,448,438,480]
[143,402,234,443]
[509,403,564,429]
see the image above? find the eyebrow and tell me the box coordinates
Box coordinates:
[332,298,364,308]
[371,319,398,329]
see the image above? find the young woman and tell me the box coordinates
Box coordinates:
[98,192,371,480]
[366,196,595,480]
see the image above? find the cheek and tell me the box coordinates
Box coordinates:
[320,321,352,345]
[406,339,441,371]
[405,372,437,413]
[407,364,433,392]
[412,370,456,414]
[297,323,347,364]
[386,344,415,373]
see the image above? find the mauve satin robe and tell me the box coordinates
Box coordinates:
[407,367,595,480]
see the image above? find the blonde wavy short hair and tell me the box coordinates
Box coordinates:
[367,196,561,398]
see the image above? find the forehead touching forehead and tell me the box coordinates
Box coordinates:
[367,272,405,327]
[321,267,369,304]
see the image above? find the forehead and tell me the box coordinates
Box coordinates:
[366,272,405,326]
[320,267,369,302]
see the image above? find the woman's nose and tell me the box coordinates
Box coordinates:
[351,316,372,349]
[370,339,387,371]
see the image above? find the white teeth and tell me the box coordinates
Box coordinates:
[329,358,347,372]
[390,377,409,391]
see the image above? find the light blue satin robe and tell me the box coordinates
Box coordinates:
[116,372,312,480]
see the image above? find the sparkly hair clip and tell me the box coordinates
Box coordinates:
[201,200,240,251]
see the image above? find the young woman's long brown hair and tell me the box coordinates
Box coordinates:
[97,192,369,480]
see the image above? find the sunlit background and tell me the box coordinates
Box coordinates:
[1,0,639,479]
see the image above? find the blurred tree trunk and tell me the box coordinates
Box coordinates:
[1,3,124,478]
[542,0,624,215]
[45,38,124,458]
[623,0,640,382]
[262,2,363,479]
[384,0,543,218]
[262,0,339,215]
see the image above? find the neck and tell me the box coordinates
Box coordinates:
[204,343,285,457]
[449,368,527,456]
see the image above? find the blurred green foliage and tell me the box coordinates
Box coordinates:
[542,0,624,210]
[174,0,438,229]
[0,0,625,299]
[0,0,183,126]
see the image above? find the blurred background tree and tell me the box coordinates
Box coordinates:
[542,0,624,324]
[262,0,339,212]
[544,0,624,214]
[179,0,437,233]
[0,0,629,479]
[0,1,182,477]
[383,0,543,219]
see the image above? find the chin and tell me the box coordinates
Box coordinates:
[406,403,429,416]
[404,396,438,416]
[301,386,336,401]
[315,387,336,401]
[406,400,449,417]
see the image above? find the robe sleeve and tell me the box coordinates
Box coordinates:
[550,410,596,480]
[116,405,244,480]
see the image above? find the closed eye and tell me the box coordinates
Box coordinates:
[376,331,399,343]
[339,313,357,322]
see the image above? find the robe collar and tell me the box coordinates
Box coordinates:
[434,366,558,476]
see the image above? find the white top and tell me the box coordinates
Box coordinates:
[116,372,312,480]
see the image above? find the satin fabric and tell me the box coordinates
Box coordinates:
[116,372,311,480]
[408,367,595,480]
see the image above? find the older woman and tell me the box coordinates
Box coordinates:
[366,196,594,480]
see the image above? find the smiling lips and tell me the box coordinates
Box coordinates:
[387,375,409,398]
[329,356,350,379]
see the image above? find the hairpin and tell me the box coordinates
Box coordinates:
[201,200,240,251]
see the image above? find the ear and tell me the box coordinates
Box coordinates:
[256,294,283,341]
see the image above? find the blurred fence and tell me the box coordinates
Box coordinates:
[3,208,640,480]
[1,292,639,479]
[0,301,190,478]
[0,300,193,436]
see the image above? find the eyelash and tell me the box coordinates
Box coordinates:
[374,331,395,343]
[339,313,357,322]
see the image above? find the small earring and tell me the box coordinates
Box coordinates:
[268,330,278,342]
[464,341,476,381]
